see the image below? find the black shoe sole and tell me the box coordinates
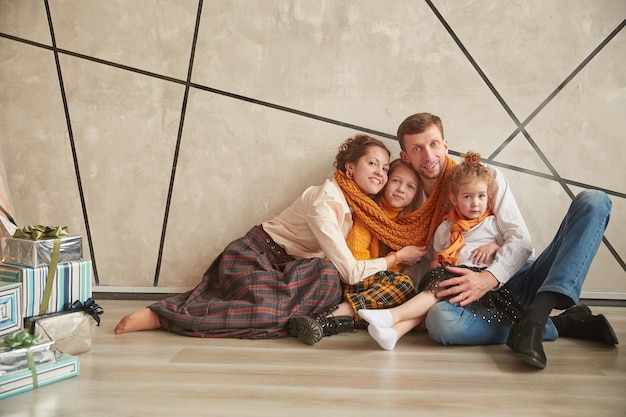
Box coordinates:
[288,316,323,345]
[512,351,546,369]
[596,314,619,345]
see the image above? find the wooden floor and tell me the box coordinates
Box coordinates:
[2,300,625,417]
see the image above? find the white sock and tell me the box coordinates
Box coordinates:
[368,324,398,351]
[358,309,394,328]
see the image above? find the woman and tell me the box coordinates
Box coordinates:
[115,134,423,339]
[288,159,424,345]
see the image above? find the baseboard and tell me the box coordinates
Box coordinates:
[92,286,191,300]
[580,292,626,300]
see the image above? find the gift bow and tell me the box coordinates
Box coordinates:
[64,298,104,326]
[0,329,42,351]
[13,225,70,240]
[12,225,70,315]
[0,330,44,388]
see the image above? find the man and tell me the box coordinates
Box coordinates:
[397,112,618,369]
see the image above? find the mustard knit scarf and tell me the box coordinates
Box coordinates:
[334,156,456,251]
[346,196,403,266]
[437,206,493,266]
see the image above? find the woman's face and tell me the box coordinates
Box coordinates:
[345,146,390,195]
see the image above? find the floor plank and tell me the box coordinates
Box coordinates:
[1,300,625,417]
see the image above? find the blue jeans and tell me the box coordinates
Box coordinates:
[424,190,612,345]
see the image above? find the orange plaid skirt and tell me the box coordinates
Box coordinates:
[343,271,416,328]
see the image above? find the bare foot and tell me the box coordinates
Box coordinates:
[114,308,161,334]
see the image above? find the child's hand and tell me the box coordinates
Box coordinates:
[470,243,500,266]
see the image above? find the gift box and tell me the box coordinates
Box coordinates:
[1,235,82,268]
[0,351,78,399]
[15,259,92,317]
[0,340,55,375]
[0,282,22,337]
[0,264,22,283]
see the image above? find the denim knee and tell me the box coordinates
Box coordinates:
[576,189,611,215]
[424,303,459,345]
[425,302,511,345]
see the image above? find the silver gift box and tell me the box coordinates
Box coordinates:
[0,236,82,268]
[0,341,56,375]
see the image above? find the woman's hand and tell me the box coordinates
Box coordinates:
[396,245,427,266]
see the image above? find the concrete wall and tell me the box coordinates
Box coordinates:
[1,0,624,298]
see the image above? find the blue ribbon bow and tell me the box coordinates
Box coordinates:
[63,297,104,326]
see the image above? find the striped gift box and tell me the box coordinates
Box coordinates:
[15,259,92,318]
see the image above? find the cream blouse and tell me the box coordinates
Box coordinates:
[262,177,387,285]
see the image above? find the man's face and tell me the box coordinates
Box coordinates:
[400,125,449,181]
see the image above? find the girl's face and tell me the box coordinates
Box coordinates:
[383,164,419,209]
[345,146,390,195]
[449,179,489,219]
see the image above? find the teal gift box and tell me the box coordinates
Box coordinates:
[1,235,82,268]
[0,260,92,317]
[0,282,22,337]
[0,351,79,399]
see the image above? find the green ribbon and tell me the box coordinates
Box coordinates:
[13,225,69,240]
[0,329,42,351]
[0,330,43,388]
[12,225,68,315]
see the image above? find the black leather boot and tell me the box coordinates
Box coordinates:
[286,306,338,337]
[288,315,355,345]
[549,304,619,345]
[506,319,546,369]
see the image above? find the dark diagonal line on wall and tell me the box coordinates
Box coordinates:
[188,83,396,140]
[497,15,624,201]
[424,0,577,197]
[492,18,626,159]
[423,0,517,124]
[153,0,204,286]
[44,0,99,285]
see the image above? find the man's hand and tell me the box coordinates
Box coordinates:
[435,267,499,306]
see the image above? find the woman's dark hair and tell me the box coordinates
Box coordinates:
[334,134,390,172]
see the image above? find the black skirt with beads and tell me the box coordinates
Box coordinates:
[417,265,523,324]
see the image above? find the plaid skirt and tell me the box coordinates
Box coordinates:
[343,271,416,328]
[149,225,343,339]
